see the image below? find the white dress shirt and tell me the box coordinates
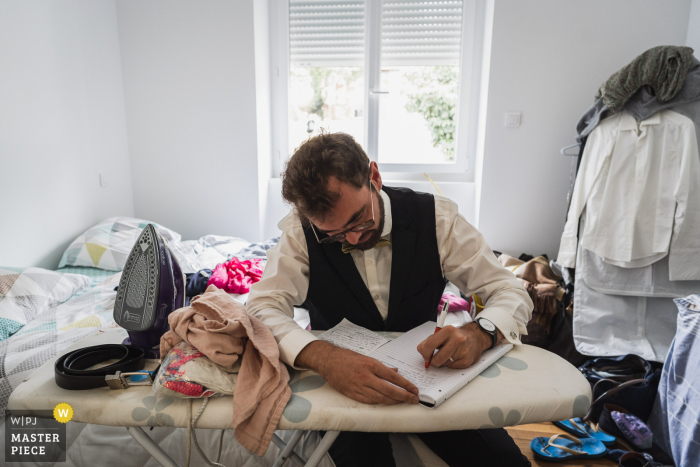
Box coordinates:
[558,110,700,280]
[246,189,533,368]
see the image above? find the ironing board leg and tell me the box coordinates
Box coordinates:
[304,430,340,467]
[127,426,182,467]
[271,431,308,467]
[272,430,305,467]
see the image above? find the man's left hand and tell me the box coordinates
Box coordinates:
[416,322,503,369]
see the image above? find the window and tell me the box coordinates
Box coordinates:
[271,0,486,175]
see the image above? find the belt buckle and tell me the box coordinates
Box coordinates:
[105,371,153,390]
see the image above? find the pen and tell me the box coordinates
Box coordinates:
[425,299,450,369]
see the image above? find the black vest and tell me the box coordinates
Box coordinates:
[302,185,447,332]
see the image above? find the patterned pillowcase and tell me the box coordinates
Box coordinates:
[58,217,181,271]
[0,268,90,340]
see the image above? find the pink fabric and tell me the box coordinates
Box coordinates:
[160,285,291,457]
[208,258,264,294]
[439,293,473,313]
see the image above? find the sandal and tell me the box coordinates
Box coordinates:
[598,404,675,465]
[553,418,616,446]
[530,433,607,461]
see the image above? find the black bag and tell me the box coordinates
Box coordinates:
[579,354,661,423]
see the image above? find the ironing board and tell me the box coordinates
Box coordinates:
[8,328,592,467]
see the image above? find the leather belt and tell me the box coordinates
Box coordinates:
[54,344,151,390]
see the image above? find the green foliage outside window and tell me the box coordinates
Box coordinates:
[404,66,459,160]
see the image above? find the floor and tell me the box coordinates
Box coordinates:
[506,423,617,467]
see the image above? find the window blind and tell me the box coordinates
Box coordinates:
[382,0,464,66]
[289,0,366,67]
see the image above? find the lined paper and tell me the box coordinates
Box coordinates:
[319,319,390,355]
[372,322,457,392]
[373,322,513,406]
[319,320,512,408]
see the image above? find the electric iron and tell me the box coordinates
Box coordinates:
[113,224,185,359]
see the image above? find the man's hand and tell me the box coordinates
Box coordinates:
[417,322,504,369]
[295,340,420,405]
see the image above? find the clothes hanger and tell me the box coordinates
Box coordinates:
[560,143,581,156]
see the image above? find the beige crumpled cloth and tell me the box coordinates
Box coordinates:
[498,254,565,346]
[160,285,291,457]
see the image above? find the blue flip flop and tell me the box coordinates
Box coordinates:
[530,433,607,461]
[553,418,617,446]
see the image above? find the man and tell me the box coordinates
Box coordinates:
[247,132,533,467]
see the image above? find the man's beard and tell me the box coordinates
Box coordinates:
[344,191,385,251]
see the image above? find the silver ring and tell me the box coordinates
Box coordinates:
[448,357,455,363]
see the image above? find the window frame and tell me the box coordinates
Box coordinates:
[270,0,487,178]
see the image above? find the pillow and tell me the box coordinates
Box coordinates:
[58,217,181,271]
[0,267,90,340]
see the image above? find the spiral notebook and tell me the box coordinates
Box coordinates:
[319,319,513,409]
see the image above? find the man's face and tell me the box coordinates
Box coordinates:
[312,176,385,251]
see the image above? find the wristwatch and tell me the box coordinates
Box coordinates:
[476,318,498,350]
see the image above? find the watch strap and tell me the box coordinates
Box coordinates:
[477,318,498,350]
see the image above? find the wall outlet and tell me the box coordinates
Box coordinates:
[505,112,521,128]
[99,173,109,187]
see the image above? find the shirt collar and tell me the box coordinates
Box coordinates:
[379,188,392,237]
[619,111,661,132]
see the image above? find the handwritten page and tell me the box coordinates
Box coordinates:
[318,319,390,356]
[372,321,463,392]
[319,319,512,408]
[372,321,513,407]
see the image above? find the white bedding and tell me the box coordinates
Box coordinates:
[169,235,279,273]
[0,273,122,418]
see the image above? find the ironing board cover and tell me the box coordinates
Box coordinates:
[8,328,591,432]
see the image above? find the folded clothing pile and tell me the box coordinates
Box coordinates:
[159,285,291,457]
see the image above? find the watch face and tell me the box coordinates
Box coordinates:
[479,319,496,332]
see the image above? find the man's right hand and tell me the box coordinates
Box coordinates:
[295,340,420,405]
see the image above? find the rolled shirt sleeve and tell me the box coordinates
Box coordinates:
[435,196,533,344]
[246,212,318,368]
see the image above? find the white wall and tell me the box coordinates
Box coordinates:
[0,0,134,268]
[254,0,273,239]
[687,0,700,52]
[116,0,262,242]
[476,0,692,259]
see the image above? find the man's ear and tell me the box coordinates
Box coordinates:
[370,161,382,191]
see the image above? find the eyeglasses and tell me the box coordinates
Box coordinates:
[310,183,376,244]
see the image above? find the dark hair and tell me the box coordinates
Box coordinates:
[282,131,370,224]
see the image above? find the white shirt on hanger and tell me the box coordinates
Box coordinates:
[246,189,533,368]
[558,110,700,281]
[571,210,679,363]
